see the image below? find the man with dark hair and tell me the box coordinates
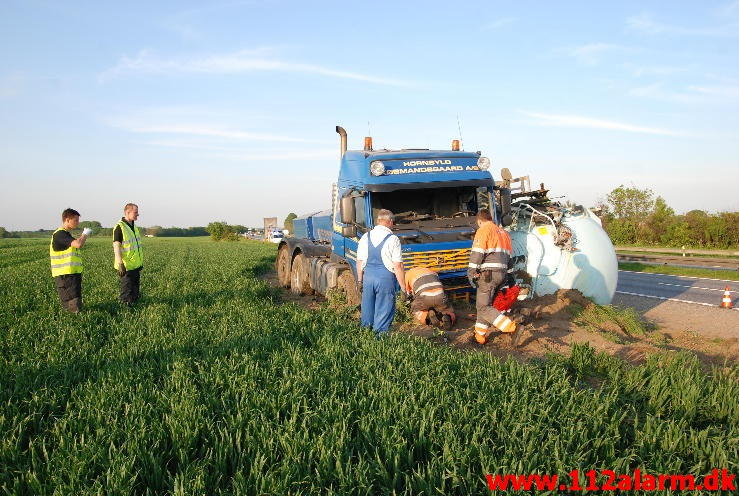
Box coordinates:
[113,203,143,306]
[468,208,517,344]
[50,208,92,313]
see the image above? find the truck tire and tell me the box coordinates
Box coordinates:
[337,270,360,306]
[275,245,291,288]
[290,253,313,295]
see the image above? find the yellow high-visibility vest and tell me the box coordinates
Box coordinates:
[114,221,143,270]
[49,228,83,277]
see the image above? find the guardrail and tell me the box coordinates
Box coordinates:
[617,253,739,271]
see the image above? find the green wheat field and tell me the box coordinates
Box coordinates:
[1,237,737,495]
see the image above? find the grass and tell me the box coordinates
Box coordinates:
[574,304,654,336]
[616,249,739,259]
[619,261,739,281]
[1,237,737,494]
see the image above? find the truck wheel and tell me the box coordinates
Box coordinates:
[290,253,313,295]
[275,245,291,288]
[337,270,360,306]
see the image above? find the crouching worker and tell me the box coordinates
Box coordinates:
[405,267,456,330]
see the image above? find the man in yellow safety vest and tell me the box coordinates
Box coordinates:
[50,208,92,313]
[113,203,144,305]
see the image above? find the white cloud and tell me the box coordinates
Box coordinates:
[127,123,322,143]
[215,150,337,161]
[520,110,683,136]
[626,12,739,37]
[100,48,411,86]
[628,82,739,103]
[483,17,516,30]
[628,83,701,103]
[141,140,335,161]
[688,84,739,100]
[568,43,625,65]
[623,63,690,77]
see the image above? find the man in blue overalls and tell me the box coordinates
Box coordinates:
[356,209,408,337]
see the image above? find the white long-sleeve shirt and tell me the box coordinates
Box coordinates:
[356,225,403,273]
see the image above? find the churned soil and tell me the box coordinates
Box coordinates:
[264,270,738,367]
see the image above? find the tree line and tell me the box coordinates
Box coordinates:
[597,185,739,249]
[0,222,209,239]
[2,193,737,249]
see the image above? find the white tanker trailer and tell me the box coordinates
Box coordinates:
[500,170,618,305]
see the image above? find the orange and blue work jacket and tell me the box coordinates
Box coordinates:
[405,267,444,297]
[468,221,512,273]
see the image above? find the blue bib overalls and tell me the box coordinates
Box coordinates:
[360,233,398,335]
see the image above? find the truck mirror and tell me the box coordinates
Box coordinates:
[340,196,355,224]
[342,225,356,238]
[499,187,512,227]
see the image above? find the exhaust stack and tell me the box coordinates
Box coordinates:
[336,126,347,157]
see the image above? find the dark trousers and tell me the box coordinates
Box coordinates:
[476,270,506,327]
[119,267,141,304]
[54,273,82,312]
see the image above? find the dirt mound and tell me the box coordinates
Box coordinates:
[514,289,592,322]
[264,270,738,367]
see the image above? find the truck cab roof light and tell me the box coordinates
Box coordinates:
[364,136,373,151]
[452,139,460,151]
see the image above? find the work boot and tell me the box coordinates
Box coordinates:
[428,310,441,327]
[66,298,81,314]
[509,325,525,347]
[441,314,453,331]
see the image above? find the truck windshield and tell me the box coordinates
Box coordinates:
[372,185,490,230]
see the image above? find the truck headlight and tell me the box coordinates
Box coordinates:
[477,156,491,170]
[370,160,385,176]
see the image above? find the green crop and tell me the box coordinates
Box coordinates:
[1,238,737,495]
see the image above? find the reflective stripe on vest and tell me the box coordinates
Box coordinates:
[115,221,143,270]
[49,228,83,277]
[407,267,444,296]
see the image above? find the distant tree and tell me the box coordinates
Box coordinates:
[0,227,8,238]
[79,220,103,234]
[206,222,239,241]
[146,225,163,237]
[606,185,655,220]
[284,212,298,232]
[645,196,674,244]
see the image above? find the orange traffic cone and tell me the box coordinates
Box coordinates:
[721,287,733,309]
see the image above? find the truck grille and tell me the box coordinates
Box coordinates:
[402,248,471,272]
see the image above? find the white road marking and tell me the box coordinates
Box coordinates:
[618,269,739,284]
[615,290,739,311]
[655,282,737,293]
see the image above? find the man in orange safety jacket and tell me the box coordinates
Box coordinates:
[468,208,517,344]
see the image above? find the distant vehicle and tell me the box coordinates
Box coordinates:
[268,230,284,244]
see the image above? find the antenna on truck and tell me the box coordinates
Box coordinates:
[456,114,464,151]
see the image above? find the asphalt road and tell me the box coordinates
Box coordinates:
[616,270,739,311]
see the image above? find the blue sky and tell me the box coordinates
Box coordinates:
[1,0,738,230]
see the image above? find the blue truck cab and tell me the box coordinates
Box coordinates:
[275,126,511,304]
